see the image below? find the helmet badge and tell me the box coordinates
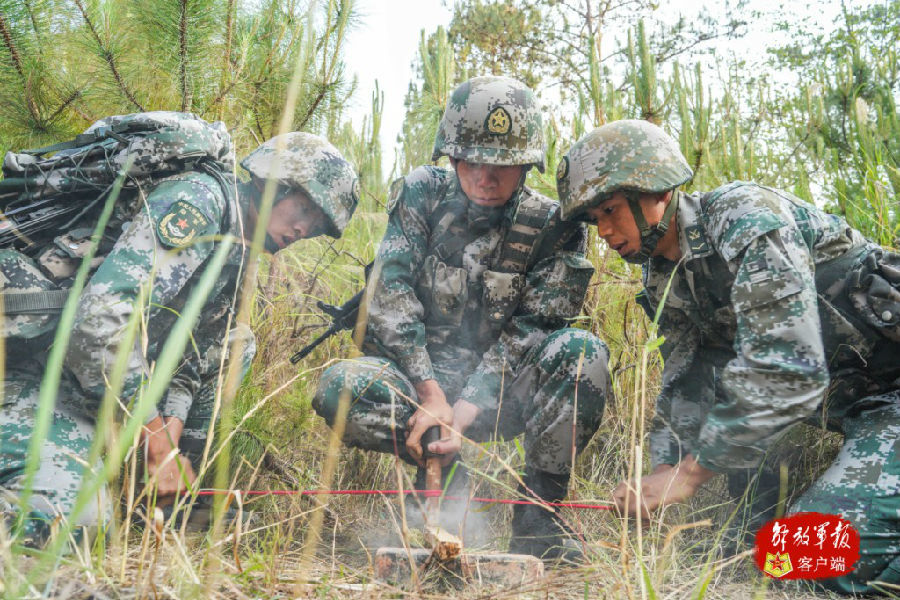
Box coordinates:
[485,106,512,135]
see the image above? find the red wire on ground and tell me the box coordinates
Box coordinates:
[193,488,612,510]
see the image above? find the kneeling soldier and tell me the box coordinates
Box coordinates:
[559,119,900,594]
[314,76,611,561]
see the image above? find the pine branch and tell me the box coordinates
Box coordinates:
[0,11,40,122]
[22,0,42,45]
[215,0,236,119]
[296,81,337,129]
[0,12,25,79]
[179,0,189,111]
[73,0,145,111]
[47,89,82,123]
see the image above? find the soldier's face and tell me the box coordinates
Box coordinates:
[454,160,525,207]
[266,191,329,249]
[586,191,668,259]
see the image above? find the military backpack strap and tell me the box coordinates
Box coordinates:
[493,188,555,274]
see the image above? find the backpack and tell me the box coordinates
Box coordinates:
[0,111,235,342]
[1,111,234,255]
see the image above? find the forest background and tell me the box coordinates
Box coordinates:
[0,0,898,598]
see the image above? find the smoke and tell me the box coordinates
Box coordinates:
[358,492,499,552]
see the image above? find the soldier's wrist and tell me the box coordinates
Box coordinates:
[680,454,717,487]
[451,399,481,432]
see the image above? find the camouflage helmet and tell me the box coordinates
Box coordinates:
[432,76,546,172]
[241,132,359,237]
[557,119,692,221]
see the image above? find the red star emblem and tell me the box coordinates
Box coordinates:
[177,218,188,228]
[769,555,786,571]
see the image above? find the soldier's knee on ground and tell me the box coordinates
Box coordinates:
[790,399,900,594]
[2,486,110,548]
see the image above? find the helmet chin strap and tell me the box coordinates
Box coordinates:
[623,190,679,264]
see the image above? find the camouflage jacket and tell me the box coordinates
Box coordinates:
[643,182,899,472]
[365,166,594,411]
[62,170,249,424]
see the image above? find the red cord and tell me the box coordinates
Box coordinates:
[193,488,612,510]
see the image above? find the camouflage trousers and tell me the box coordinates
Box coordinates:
[791,392,900,594]
[313,328,610,475]
[0,327,255,545]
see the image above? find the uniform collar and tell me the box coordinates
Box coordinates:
[453,176,520,231]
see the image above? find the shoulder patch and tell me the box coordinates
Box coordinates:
[157,200,212,248]
[387,177,405,214]
[684,224,710,254]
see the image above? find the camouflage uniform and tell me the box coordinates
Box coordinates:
[313,165,610,474]
[0,118,359,544]
[316,77,609,561]
[0,169,252,543]
[640,183,900,593]
[559,120,900,593]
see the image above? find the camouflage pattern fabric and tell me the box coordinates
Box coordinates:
[556,119,693,221]
[313,165,610,474]
[0,360,110,545]
[432,76,546,172]
[791,395,900,594]
[639,181,900,592]
[2,111,234,197]
[0,170,253,542]
[0,249,62,340]
[240,132,359,237]
[314,329,610,474]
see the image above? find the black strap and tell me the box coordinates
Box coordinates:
[428,182,468,263]
[1,289,69,313]
[494,190,554,273]
[23,123,131,156]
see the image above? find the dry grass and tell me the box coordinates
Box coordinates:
[0,222,848,600]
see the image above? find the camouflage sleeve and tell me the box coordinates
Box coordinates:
[458,220,595,411]
[65,173,226,424]
[649,307,708,468]
[366,168,444,383]
[693,192,828,471]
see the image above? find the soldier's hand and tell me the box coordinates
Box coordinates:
[613,456,715,521]
[142,416,197,501]
[427,399,481,467]
[406,380,454,465]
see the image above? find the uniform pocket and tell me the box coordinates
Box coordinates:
[0,249,65,340]
[419,255,468,325]
[482,270,525,326]
[847,248,900,342]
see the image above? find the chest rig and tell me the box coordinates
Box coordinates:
[423,180,555,331]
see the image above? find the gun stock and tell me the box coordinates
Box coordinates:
[289,287,366,365]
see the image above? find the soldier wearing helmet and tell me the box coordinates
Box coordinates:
[0,115,358,546]
[240,132,359,246]
[313,76,611,562]
[560,119,900,594]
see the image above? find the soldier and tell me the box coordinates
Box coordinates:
[313,76,611,561]
[0,118,359,546]
[558,118,900,594]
